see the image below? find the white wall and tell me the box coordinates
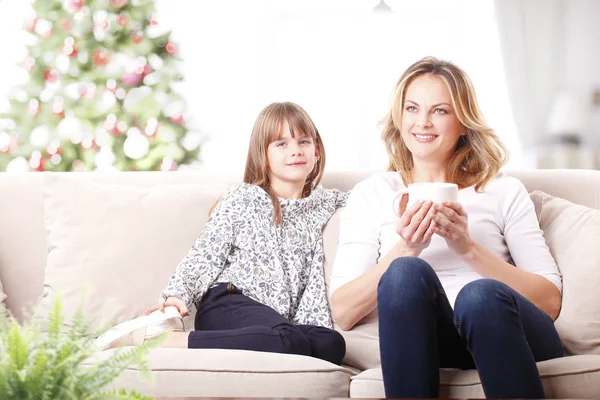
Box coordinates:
[563,0,600,147]
[1,0,521,172]
[155,0,520,172]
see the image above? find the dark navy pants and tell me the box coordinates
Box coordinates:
[378,257,563,398]
[188,283,346,365]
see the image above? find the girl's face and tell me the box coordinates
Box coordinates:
[267,122,318,189]
[400,74,464,165]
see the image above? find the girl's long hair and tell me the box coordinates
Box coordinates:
[211,102,325,224]
[381,56,508,191]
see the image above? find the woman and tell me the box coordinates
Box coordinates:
[329,57,563,398]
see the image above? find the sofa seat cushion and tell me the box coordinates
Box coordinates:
[349,354,600,398]
[86,348,353,398]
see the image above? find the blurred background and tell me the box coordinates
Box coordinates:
[0,0,598,173]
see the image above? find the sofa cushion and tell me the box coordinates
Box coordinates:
[530,191,600,356]
[39,173,229,331]
[88,348,353,398]
[349,355,600,398]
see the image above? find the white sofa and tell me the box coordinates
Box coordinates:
[1,169,600,398]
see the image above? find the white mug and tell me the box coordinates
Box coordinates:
[393,182,458,215]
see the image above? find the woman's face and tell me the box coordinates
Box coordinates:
[400,74,464,165]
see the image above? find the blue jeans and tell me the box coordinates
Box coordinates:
[189,283,346,365]
[377,257,563,398]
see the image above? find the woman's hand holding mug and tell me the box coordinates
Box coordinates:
[431,201,474,256]
[395,198,436,254]
[393,182,459,254]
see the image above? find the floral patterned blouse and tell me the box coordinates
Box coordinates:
[160,183,349,329]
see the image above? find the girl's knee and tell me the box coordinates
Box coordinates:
[316,329,346,365]
[276,324,311,356]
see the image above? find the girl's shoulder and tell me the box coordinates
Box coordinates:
[216,182,272,213]
[309,186,350,209]
[225,182,270,200]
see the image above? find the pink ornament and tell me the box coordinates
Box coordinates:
[46,143,62,156]
[72,159,85,171]
[60,18,72,31]
[52,102,65,118]
[27,99,40,117]
[165,42,177,55]
[116,14,129,27]
[69,0,85,11]
[95,19,109,31]
[131,30,143,44]
[106,79,118,93]
[43,69,60,83]
[160,157,178,171]
[24,17,37,32]
[77,83,88,98]
[40,27,54,39]
[111,0,127,8]
[93,49,110,66]
[169,112,184,125]
[62,43,77,57]
[121,71,142,86]
[29,154,46,171]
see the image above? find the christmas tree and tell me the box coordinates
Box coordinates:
[0,0,200,172]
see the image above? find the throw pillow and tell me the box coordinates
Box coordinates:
[530,190,600,355]
[40,173,230,332]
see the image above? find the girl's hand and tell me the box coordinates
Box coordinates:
[431,201,474,256]
[144,296,189,317]
[396,199,436,254]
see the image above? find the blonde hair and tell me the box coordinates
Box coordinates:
[381,56,508,191]
[211,102,325,225]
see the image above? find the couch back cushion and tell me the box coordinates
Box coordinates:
[0,168,598,326]
[0,171,242,322]
[530,191,600,356]
[39,174,235,330]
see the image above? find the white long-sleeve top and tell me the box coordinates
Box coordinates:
[329,171,561,307]
[161,182,348,328]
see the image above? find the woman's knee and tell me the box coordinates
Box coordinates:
[454,279,514,324]
[378,256,435,302]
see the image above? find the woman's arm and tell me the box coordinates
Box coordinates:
[330,180,435,331]
[160,184,243,309]
[331,242,420,330]
[461,243,562,320]
[431,180,562,320]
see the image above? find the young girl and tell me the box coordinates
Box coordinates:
[96,102,348,365]
[330,57,563,397]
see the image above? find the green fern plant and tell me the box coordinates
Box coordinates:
[0,294,161,399]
